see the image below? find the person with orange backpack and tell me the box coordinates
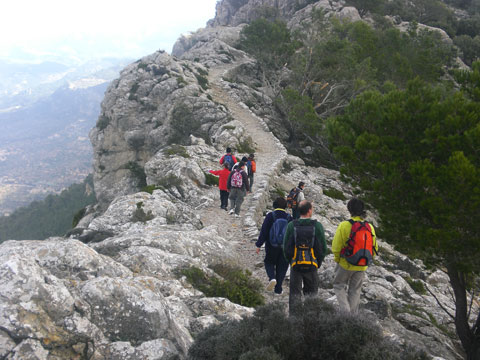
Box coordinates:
[331,198,378,313]
[287,182,305,219]
[246,153,256,190]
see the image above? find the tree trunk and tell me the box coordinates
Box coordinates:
[446,263,477,359]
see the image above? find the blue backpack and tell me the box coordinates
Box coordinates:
[269,212,289,248]
[223,154,234,170]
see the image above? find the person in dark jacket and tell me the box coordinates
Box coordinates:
[226,161,250,217]
[283,200,327,314]
[208,163,231,210]
[255,197,293,295]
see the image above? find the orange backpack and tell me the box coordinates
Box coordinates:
[340,220,376,266]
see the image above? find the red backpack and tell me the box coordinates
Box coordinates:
[340,220,377,266]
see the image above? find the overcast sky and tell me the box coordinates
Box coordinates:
[0,0,219,62]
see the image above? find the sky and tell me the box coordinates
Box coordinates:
[0,0,219,63]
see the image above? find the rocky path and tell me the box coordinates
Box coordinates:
[200,58,290,300]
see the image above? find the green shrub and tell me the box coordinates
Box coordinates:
[141,185,161,194]
[188,297,428,360]
[169,102,209,145]
[176,76,188,86]
[180,264,265,308]
[195,73,209,90]
[205,172,220,186]
[222,125,236,130]
[405,276,427,295]
[126,161,147,188]
[131,202,154,223]
[163,145,190,158]
[236,137,255,154]
[323,187,347,201]
[128,83,140,101]
[158,174,183,189]
[137,62,148,70]
[196,67,208,77]
[72,207,87,228]
[96,115,111,131]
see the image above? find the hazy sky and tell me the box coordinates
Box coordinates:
[0,0,219,62]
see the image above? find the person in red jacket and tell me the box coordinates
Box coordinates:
[209,163,231,210]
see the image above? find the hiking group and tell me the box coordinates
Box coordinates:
[210,147,378,314]
[209,147,256,217]
[256,192,378,315]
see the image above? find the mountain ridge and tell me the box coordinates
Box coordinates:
[0,0,478,358]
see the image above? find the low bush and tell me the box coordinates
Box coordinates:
[405,276,427,295]
[163,145,190,158]
[205,172,220,186]
[323,187,347,201]
[131,202,154,223]
[180,264,264,308]
[96,115,111,131]
[189,297,428,360]
[236,137,255,154]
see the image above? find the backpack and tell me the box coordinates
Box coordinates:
[230,169,243,188]
[340,220,377,266]
[268,212,289,248]
[286,188,300,209]
[223,154,234,170]
[290,220,319,272]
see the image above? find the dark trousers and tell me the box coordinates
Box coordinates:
[264,247,289,294]
[220,190,229,209]
[248,175,254,191]
[289,268,319,314]
[292,207,300,220]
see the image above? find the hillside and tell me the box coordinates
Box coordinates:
[0,0,479,359]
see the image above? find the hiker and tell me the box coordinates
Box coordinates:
[287,181,305,220]
[233,156,249,176]
[246,153,256,191]
[208,163,231,210]
[219,147,237,170]
[227,161,250,217]
[332,198,378,313]
[255,197,292,295]
[283,200,327,314]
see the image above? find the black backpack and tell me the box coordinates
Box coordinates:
[290,220,319,272]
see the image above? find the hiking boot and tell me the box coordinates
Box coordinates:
[229,209,235,215]
[266,279,277,292]
[234,214,240,218]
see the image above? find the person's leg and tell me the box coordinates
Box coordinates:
[292,208,300,220]
[234,190,246,215]
[229,189,238,211]
[220,190,229,209]
[302,269,319,297]
[333,264,353,312]
[264,249,276,280]
[274,252,289,294]
[289,269,303,315]
[347,270,366,313]
[249,175,254,191]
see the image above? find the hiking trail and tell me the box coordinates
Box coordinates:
[200,57,290,301]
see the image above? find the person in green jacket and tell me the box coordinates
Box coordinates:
[283,200,327,315]
[331,198,378,313]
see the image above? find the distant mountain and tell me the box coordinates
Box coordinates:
[0,81,108,215]
[0,57,132,109]
[0,57,134,215]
